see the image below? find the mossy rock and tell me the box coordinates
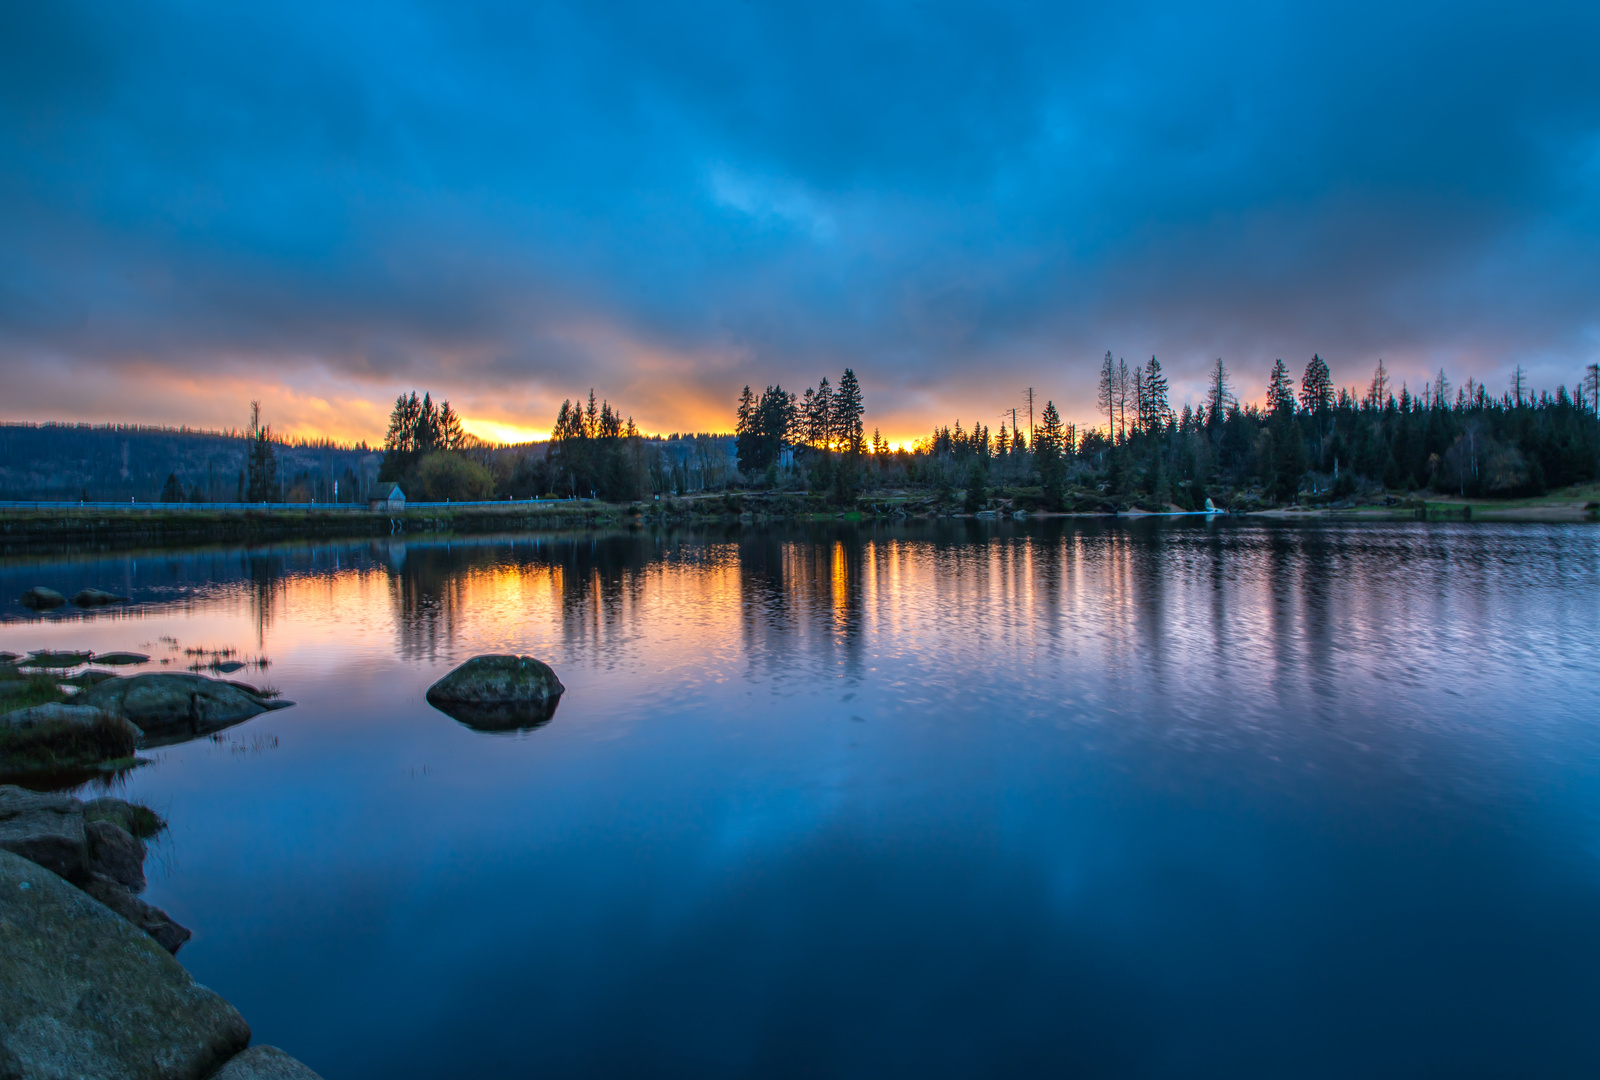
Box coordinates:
[0,705,141,778]
[427,655,565,732]
[79,674,291,741]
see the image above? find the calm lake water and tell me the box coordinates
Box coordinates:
[4,521,1600,1078]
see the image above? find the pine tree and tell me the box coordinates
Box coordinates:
[834,369,865,455]
[1433,369,1452,412]
[416,393,440,453]
[1299,354,1333,413]
[438,400,464,450]
[812,377,835,449]
[1266,358,1295,414]
[799,388,818,447]
[735,385,759,474]
[1115,357,1131,440]
[1207,358,1235,420]
[1097,351,1116,439]
[1144,356,1170,429]
[245,401,277,502]
[1366,360,1390,410]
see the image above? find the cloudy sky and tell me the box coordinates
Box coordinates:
[2,0,1597,444]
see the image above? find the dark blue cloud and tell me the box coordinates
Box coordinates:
[2,0,1598,434]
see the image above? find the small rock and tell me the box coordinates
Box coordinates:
[71,588,129,607]
[211,1045,326,1080]
[86,819,146,892]
[0,849,247,1076]
[0,786,87,881]
[81,873,192,954]
[426,654,565,731]
[91,652,150,666]
[18,587,65,610]
[211,660,247,673]
[23,650,92,669]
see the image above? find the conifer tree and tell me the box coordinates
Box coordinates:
[1097,351,1116,438]
[812,378,835,449]
[1144,356,1170,429]
[1207,358,1235,420]
[1299,354,1333,414]
[735,385,759,474]
[245,401,278,501]
[1266,358,1295,414]
[834,369,865,455]
[438,400,464,450]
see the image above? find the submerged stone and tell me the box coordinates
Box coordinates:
[0,848,249,1078]
[23,650,92,669]
[19,588,65,610]
[92,651,151,666]
[426,654,565,732]
[71,588,128,607]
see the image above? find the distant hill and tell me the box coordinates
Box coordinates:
[0,422,383,502]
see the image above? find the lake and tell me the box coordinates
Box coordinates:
[4,520,1599,1078]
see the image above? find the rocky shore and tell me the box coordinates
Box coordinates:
[2,654,292,780]
[0,785,322,1078]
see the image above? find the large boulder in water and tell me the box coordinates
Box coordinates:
[0,848,250,1078]
[79,673,292,740]
[426,655,565,731]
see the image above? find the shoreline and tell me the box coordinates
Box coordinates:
[1,492,1595,555]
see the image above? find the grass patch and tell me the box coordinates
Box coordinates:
[85,798,166,839]
[0,668,69,714]
[0,708,138,777]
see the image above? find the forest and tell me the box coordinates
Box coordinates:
[727,356,1600,511]
[6,356,1597,510]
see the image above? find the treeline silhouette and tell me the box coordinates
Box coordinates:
[886,356,1600,509]
[0,416,380,502]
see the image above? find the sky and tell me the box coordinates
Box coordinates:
[2,0,1598,446]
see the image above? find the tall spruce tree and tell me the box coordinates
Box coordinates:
[1299,354,1333,414]
[1144,356,1170,429]
[834,369,865,454]
[735,385,760,474]
[1266,358,1295,414]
